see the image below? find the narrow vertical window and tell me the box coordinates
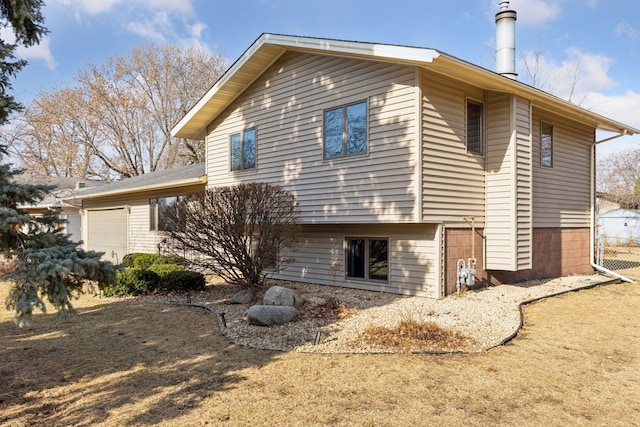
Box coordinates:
[230,128,257,172]
[324,101,367,159]
[541,122,553,167]
[466,99,483,154]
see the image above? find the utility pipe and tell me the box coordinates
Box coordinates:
[590,130,636,283]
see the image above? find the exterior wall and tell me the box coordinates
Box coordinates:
[421,70,486,225]
[274,224,443,298]
[205,51,419,224]
[80,184,204,255]
[444,227,484,295]
[487,227,592,283]
[484,94,532,270]
[446,227,592,292]
[532,109,593,227]
[63,208,82,243]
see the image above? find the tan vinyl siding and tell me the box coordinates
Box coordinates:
[274,224,442,298]
[485,93,514,269]
[421,70,485,225]
[532,110,593,227]
[205,51,419,224]
[484,94,532,270]
[81,184,203,255]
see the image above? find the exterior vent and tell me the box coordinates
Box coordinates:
[495,0,517,79]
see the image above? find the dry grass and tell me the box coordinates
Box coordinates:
[359,317,470,353]
[295,296,358,322]
[1,280,639,426]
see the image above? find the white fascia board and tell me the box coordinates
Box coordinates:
[65,176,206,202]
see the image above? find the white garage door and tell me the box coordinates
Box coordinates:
[86,208,128,264]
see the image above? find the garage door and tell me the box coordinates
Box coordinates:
[86,208,128,264]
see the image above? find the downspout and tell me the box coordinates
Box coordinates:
[590,130,636,283]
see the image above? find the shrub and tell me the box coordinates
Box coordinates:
[103,269,160,297]
[148,263,185,278]
[160,270,206,293]
[132,253,160,270]
[131,254,185,269]
[122,252,149,268]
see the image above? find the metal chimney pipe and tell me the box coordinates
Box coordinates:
[495,1,517,79]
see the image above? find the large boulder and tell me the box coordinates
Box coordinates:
[263,285,304,308]
[247,305,298,326]
[229,289,257,304]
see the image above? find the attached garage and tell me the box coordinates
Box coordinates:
[85,208,128,264]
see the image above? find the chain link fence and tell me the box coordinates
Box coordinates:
[595,211,640,281]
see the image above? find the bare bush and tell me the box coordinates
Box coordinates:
[162,183,301,288]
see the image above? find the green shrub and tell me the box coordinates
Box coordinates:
[132,253,185,269]
[122,252,149,268]
[103,269,160,296]
[160,270,206,293]
[132,253,159,270]
[148,263,185,278]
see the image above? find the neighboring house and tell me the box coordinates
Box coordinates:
[598,209,640,246]
[66,164,206,265]
[17,175,102,243]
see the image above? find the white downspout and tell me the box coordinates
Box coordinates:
[590,131,636,283]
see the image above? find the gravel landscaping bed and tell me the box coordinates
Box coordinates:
[131,274,615,354]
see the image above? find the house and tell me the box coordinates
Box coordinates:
[76,5,638,296]
[67,163,206,265]
[17,175,102,243]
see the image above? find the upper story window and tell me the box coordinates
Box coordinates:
[150,195,184,231]
[324,101,368,159]
[230,128,256,171]
[540,122,553,168]
[466,99,484,155]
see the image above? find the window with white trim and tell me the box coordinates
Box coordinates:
[346,237,389,282]
[324,101,368,159]
[230,128,256,171]
[150,195,183,231]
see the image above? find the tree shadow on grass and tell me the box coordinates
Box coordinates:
[0,292,277,426]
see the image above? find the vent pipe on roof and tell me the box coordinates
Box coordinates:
[495,0,517,79]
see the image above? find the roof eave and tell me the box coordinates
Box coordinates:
[65,175,207,202]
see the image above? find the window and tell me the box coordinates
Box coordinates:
[324,101,367,159]
[150,196,182,231]
[541,122,553,167]
[346,237,389,282]
[230,128,256,171]
[466,99,483,154]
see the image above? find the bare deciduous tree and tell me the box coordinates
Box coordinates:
[162,183,301,288]
[6,43,227,180]
[597,148,640,207]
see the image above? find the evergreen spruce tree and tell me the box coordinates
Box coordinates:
[1,0,117,326]
[1,145,117,326]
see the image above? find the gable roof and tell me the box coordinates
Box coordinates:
[67,163,206,201]
[171,33,639,140]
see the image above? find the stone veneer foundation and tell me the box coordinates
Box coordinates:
[445,227,592,295]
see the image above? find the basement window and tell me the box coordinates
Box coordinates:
[541,122,553,167]
[466,99,484,155]
[346,237,389,282]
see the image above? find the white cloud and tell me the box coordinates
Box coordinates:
[616,23,640,40]
[126,12,173,43]
[51,0,192,15]
[0,27,57,70]
[17,37,58,70]
[509,0,562,27]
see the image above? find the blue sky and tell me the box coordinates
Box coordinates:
[5,0,640,156]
